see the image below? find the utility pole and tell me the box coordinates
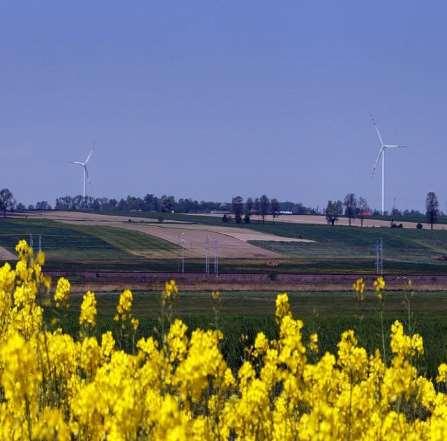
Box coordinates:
[38,235,42,252]
[29,233,34,249]
[205,235,210,274]
[213,239,219,277]
[178,233,185,273]
[375,238,383,275]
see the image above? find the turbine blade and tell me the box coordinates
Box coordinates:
[84,166,90,182]
[70,161,84,166]
[370,113,384,146]
[384,144,408,149]
[371,147,384,176]
[85,148,94,164]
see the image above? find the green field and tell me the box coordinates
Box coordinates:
[249,221,447,261]
[48,289,447,377]
[0,218,178,263]
[70,224,180,257]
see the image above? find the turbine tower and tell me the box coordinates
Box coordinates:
[70,146,94,199]
[371,116,406,215]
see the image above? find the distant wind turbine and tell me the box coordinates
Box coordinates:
[70,146,95,199]
[370,116,407,215]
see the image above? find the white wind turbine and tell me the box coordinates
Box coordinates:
[70,146,94,199]
[371,116,407,215]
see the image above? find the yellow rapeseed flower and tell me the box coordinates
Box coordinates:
[373,276,386,300]
[131,318,139,331]
[275,292,291,322]
[437,363,447,383]
[79,291,97,327]
[2,241,447,440]
[54,277,71,307]
[211,290,221,301]
[352,277,366,301]
[162,280,179,301]
[114,289,133,321]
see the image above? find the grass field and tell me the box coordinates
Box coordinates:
[249,222,447,260]
[47,288,447,377]
[70,224,180,258]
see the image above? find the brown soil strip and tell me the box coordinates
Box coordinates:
[47,271,447,293]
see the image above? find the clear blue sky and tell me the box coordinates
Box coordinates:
[1,1,446,211]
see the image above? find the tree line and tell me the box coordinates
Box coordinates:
[0,190,312,217]
[53,194,223,213]
[228,195,314,223]
[324,192,441,230]
[0,187,441,229]
[325,194,370,227]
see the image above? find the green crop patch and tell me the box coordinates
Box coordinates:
[0,218,130,261]
[68,224,180,254]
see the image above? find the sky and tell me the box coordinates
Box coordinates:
[1,1,446,211]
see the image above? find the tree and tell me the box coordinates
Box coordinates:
[245,197,253,216]
[271,198,280,219]
[36,201,52,211]
[335,200,343,217]
[160,195,175,213]
[254,198,261,215]
[391,207,402,218]
[343,193,357,226]
[426,192,439,230]
[325,200,341,226]
[259,195,270,223]
[232,196,244,223]
[0,189,15,217]
[358,197,370,227]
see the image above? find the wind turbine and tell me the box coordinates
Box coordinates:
[70,146,94,199]
[371,116,407,215]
